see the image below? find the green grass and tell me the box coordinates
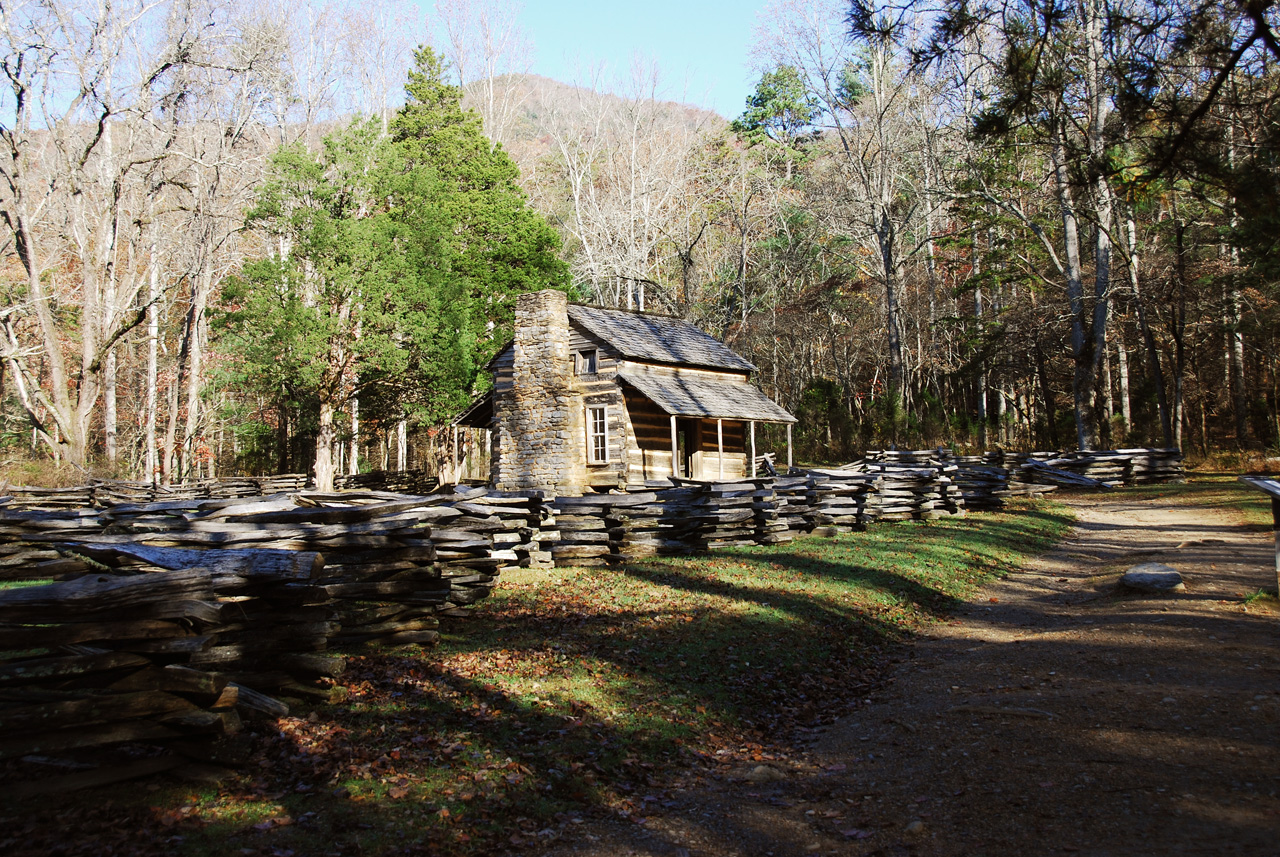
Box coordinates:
[51,497,1071,857]
[1243,587,1278,605]
[1124,471,1273,527]
[0,578,50,591]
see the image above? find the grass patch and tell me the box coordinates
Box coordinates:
[0,578,50,591]
[1124,471,1273,528]
[4,499,1073,857]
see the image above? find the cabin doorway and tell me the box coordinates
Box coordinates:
[676,419,698,478]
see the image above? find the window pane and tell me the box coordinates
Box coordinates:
[588,406,608,463]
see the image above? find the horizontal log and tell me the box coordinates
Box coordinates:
[0,618,191,650]
[0,718,181,759]
[554,531,611,544]
[338,616,439,636]
[275,653,346,678]
[229,682,289,718]
[3,755,186,798]
[438,557,506,571]
[107,665,229,704]
[220,498,434,524]
[0,652,150,685]
[116,635,214,655]
[375,630,440,647]
[158,708,242,734]
[0,568,215,616]
[0,690,196,732]
[321,581,452,599]
[215,622,336,644]
[550,545,611,558]
[64,543,323,580]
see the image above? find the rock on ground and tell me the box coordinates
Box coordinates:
[1120,561,1186,592]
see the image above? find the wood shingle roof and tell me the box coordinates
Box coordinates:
[618,370,796,423]
[567,304,755,372]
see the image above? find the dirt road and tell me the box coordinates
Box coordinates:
[549,491,1280,856]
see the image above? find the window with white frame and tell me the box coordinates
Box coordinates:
[587,405,609,464]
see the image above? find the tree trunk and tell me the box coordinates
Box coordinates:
[349,397,360,475]
[276,407,290,475]
[181,267,212,478]
[1225,105,1248,447]
[880,212,905,439]
[1116,331,1131,439]
[144,249,160,485]
[1051,116,1094,450]
[973,224,987,448]
[1125,214,1172,446]
[1085,0,1113,449]
[1173,219,1188,452]
[104,349,118,468]
[1226,272,1248,447]
[315,399,337,492]
[1035,343,1059,449]
[396,419,407,471]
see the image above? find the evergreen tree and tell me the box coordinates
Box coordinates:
[731,64,819,179]
[218,118,442,489]
[219,48,569,486]
[390,46,570,426]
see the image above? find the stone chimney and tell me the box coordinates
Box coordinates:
[491,290,578,493]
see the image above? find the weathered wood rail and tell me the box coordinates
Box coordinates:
[0,447,1187,791]
[0,548,320,794]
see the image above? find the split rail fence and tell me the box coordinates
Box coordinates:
[0,447,1182,792]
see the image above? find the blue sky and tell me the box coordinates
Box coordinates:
[496,1,772,118]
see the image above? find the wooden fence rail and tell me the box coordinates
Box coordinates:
[0,446,1186,791]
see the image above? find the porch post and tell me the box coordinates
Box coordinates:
[670,414,679,479]
[717,419,724,481]
[750,421,756,477]
[787,423,793,469]
[452,424,459,483]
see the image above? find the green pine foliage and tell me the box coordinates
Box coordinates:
[217,48,569,475]
[390,46,570,424]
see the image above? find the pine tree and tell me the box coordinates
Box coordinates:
[390,46,570,425]
[218,49,568,486]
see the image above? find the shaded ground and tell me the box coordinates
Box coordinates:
[547,489,1280,856]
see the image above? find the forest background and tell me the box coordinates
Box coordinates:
[1,0,1278,491]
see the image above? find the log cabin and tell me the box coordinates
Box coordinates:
[455,289,796,494]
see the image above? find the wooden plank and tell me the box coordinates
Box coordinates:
[3,754,185,798]
[0,568,214,616]
[0,618,189,650]
[61,547,322,580]
[0,690,196,732]
[106,665,229,703]
[0,652,150,685]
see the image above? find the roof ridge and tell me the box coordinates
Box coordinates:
[568,302,688,322]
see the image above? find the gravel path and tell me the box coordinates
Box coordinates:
[547,491,1280,857]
